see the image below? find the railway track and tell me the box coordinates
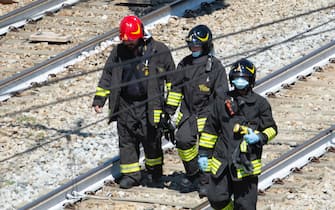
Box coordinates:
[18,46,335,209]
[0,0,217,101]
[0,0,334,209]
[1,0,334,101]
[0,0,35,16]
[68,128,335,210]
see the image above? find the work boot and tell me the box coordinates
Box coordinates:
[179,174,199,193]
[198,184,208,198]
[198,172,209,198]
[119,176,139,189]
[144,174,164,188]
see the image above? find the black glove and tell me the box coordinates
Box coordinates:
[160,113,171,129]
[232,145,253,174]
[159,113,176,144]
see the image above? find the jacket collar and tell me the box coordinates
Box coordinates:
[231,90,256,104]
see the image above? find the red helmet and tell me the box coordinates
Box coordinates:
[119,15,144,41]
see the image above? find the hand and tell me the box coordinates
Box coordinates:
[94,105,102,113]
[243,128,260,144]
[198,156,208,172]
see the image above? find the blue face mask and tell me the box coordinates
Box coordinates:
[192,51,202,58]
[232,78,249,89]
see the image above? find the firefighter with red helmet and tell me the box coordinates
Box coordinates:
[198,58,278,209]
[92,15,175,189]
[165,25,229,197]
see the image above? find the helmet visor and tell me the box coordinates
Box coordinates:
[186,35,202,48]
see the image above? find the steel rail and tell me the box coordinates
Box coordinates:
[0,0,80,35]
[16,1,216,209]
[19,156,120,210]
[258,125,335,191]
[200,126,335,210]
[0,0,216,101]
[199,40,335,209]
[18,140,175,210]
[254,39,335,97]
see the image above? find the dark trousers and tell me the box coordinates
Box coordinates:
[117,98,163,182]
[175,116,199,176]
[207,171,258,210]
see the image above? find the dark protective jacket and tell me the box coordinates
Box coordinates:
[166,54,229,128]
[92,37,175,125]
[199,90,277,180]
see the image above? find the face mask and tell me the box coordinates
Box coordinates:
[192,51,202,58]
[232,78,249,89]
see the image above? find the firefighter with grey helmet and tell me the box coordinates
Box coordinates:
[165,24,229,197]
[198,58,277,209]
[92,15,175,189]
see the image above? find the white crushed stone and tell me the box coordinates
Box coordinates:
[0,0,334,209]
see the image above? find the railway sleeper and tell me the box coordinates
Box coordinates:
[308,156,320,163]
[90,186,204,208]
[326,146,335,153]
[272,178,285,185]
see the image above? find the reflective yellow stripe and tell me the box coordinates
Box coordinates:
[240,140,247,153]
[145,156,163,166]
[177,145,198,162]
[197,117,207,132]
[166,82,172,91]
[236,159,262,179]
[166,91,182,107]
[199,132,218,149]
[253,160,262,174]
[175,111,183,126]
[262,127,277,142]
[154,109,163,124]
[120,162,140,174]
[204,158,212,172]
[221,200,233,210]
[95,87,110,97]
[211,156,221,175]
